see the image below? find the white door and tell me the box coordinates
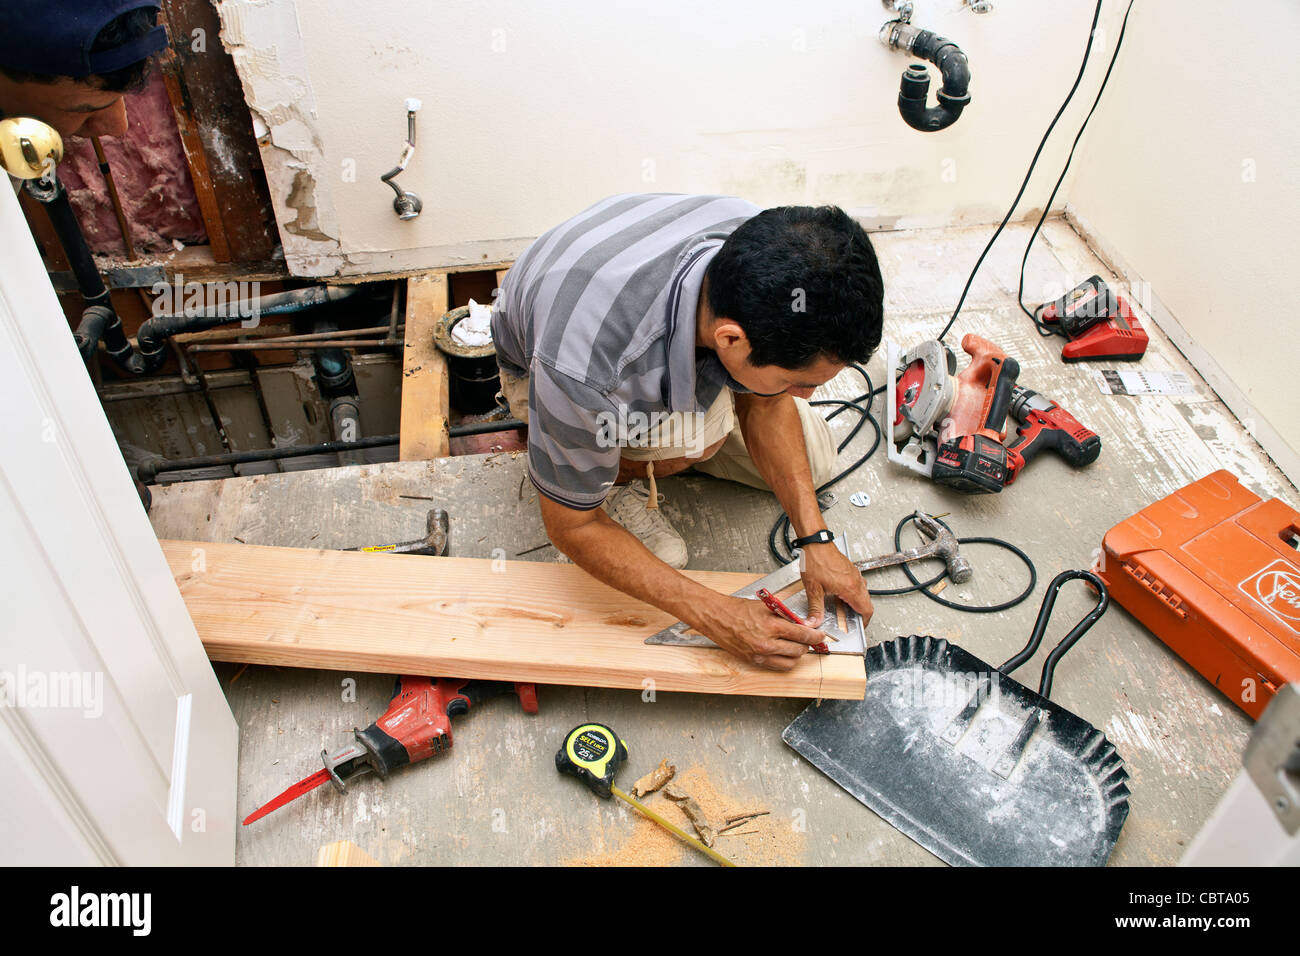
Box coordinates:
[0,180,237,865]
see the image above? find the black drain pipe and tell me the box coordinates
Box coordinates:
[880,20,971,131]
[137,434,401,484]
[23,176,145,373]
[136,419,527,484]
[135,284,363,373]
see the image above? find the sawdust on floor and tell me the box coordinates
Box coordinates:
[565,764,804,867]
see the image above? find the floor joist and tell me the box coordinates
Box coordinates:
[399,274,451,460]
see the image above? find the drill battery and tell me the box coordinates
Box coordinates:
[1096,470,1300,718]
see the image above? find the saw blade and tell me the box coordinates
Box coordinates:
[886,339,950,479]
[644,537,866,655]
[242,768,332,825]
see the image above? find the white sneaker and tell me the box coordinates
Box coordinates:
[604,481,689,569]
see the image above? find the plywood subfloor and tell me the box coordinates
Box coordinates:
[149,218,1297,866]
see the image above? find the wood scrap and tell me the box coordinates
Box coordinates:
[315,840,381,867]
[630,758,676,798]
[719,810,770,833]
[663,784,718,847]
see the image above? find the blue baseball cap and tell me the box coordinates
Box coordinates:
[0,1,169,78]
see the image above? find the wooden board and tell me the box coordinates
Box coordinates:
[316,841,381,867]
[159,0,279,263]
[399,274,450,460]
[161,539,864,700]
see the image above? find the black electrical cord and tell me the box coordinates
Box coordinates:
[764,382,1036,614]
[1016,0,1136,330]
[891,513,1037,613]
[935,0,1107,344]
[767,364,880,565]
[760,4,1124,605]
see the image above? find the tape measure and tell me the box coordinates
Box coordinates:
[555,722,628,799]
[554,722,736,866]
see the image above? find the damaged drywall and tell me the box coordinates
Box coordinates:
[217,0,345,276]
[284,168,334,242]
[214,0,1120,279]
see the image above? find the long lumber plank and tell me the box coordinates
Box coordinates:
[162,540,864,699]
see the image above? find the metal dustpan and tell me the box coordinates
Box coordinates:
[783,570,1130,866]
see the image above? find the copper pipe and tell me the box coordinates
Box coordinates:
[187,339,401,352]
[388,282,402,343]
[92,136,136,260]
[179,323,400,345]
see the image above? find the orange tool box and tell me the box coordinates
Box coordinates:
[1096,469,1300,719]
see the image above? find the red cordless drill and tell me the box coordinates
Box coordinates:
[1002,385,1101,487]
[243,676,539,824]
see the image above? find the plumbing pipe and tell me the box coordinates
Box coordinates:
[75,305,116,362]
[381,98,423,220]
[136,419,529,483]
[23,176,146,373]
[92,135,136,260]
[880,21,971,131]
[137,433,401,484]
[329,395,365,465]
[135,284,362,372]
[185,339,398,352]
[179,323,400,346]
[450,417,526,438]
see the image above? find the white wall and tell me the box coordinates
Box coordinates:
[219,0,1298,476]
[1067,0,1300,480]
[218,0,1127,276]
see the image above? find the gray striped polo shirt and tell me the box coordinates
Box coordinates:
[492,193,761,510]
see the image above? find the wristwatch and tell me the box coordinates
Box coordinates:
[790,529,835,549]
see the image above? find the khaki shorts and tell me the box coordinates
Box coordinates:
[498,366,837,490]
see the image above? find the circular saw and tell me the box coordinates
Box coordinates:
[886,333,1021,492]
[886,334,1102,493]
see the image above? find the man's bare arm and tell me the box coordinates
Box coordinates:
[537,494,825,670]
[733,391,874,625]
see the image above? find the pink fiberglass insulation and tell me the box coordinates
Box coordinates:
[58,71,207,256]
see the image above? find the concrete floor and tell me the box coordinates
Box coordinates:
[148,218,1297,866]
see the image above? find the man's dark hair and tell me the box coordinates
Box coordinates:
[706,205,884,370]
[0,8,158,93]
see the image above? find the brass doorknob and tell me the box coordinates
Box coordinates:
[0,116,64,179]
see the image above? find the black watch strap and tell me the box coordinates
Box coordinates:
[790,529,835,549]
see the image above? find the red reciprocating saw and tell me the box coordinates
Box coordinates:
[1003,385,1101,487]
[243,676,539,824]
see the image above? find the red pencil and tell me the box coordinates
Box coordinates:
[755,588,829,654]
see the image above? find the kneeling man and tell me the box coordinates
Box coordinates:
[492,194,882,670]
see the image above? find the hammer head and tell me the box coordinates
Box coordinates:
[913,512,973,585]
[423,508,450,556]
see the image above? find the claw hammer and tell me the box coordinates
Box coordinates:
[345,508,450,556]
[855,511,972,584]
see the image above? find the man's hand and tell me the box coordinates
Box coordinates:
[799,541,874,628]
[688,594,827,671]
[540,494,827,672]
